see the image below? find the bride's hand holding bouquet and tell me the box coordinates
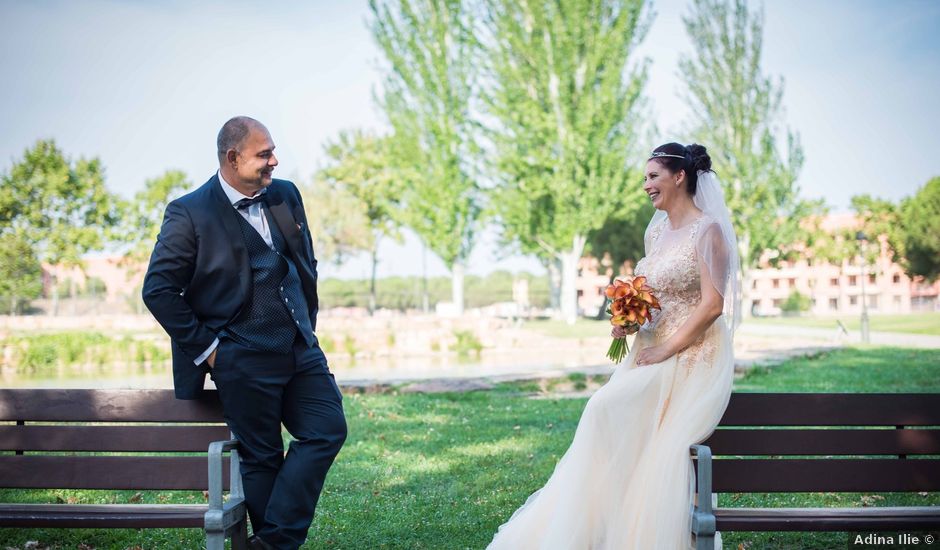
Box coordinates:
[605,276,660,363]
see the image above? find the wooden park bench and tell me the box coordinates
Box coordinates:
[690,392,940,549]
[0,389,247,550]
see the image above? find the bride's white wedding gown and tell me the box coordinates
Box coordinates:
[488,215,734,549]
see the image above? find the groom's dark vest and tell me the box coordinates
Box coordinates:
[223,207,316,353]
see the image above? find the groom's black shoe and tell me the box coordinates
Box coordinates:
[247,534,275,550]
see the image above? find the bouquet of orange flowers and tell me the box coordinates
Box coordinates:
[605,276,660,363]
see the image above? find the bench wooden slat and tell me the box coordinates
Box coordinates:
[0,389,223,422]
[703,428,940,456]
[719,393,940,426]
[0,456,230,490]
[0,503,208,528]
[0,425,231,452]
[714,506,940,531]
[705,458,940,492]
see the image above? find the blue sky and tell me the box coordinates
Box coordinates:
[1,0,938,279]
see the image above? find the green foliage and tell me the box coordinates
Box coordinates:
[343,334,359,358]
[0,140,121,268]
[0,231,43,314]
[370,0,482,307]
[300,178,373,265]
[318,333,336,354]
[900,176,940,281]
[483,0,652,320]
[318,271,550,311]
[319,130,408,312]
[680,0,814,275]
[320,130,405,246]
[452,329,482,357]
[119,169,191,265]
[3,332,168,371]
[780,289,810,313]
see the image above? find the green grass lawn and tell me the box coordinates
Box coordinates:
[1,347,938,549]
[747,311,940,336]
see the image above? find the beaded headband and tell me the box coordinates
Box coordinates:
[648,151,686,160]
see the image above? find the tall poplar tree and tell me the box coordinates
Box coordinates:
[680,0,814,314]
[370,0,481,315]
[483,0,651,323]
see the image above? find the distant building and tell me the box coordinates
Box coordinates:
[42,255,144,304]
[576,214,940,317]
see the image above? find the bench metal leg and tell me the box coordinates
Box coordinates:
[690,444,717,550]
[206,530,225,550]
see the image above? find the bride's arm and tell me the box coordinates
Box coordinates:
[636,225,727,366]
[635,273,723,365]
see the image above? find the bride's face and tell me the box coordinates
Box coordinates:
[643,160,683,210]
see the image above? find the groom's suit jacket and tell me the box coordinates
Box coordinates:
[142,174,319,399]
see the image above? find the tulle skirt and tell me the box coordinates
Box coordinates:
[487,322,734,549]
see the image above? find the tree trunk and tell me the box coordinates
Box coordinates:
[421,243,430,314]
[51,274,59,316]
[738,234,753,318]
[369,246,379,316]
[559,235,587,325]
[547,258,562,313]
[452,261,465,316]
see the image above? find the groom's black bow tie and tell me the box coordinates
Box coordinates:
[235,194,267,210]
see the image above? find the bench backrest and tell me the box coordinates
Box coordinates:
[700,393,940,493]
[0,389,231,491]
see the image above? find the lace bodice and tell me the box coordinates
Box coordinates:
[634,215,718,374]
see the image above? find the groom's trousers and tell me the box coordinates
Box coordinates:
[210,335,347,550]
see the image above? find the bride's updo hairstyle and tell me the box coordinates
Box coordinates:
[649,142,713,196]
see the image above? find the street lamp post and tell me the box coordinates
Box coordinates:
[856,231,871,344]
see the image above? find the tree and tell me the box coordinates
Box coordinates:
[585,201,653,317]
[0,232,43,314]
[483,0,652,324]
[116,170,191,313]
[0,140,121,314]
[299,179,374,266]
[900,177,940,281]
[319,130,406,314]
[121,170,191,263]
[370,0,482,315]
[680,0,814,315]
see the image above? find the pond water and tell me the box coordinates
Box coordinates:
[1,346,606,389]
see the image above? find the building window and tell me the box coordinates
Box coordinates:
[869,295,878,309]
[894,295,902,306]
[830,278,839,286]
[868,273,876,284]
[849,296,858,305]
[772,298,782,307]
[788,278,796,287]
[808,279,816,288]
[848,275,857,286]
[577,289,584,298]
[893,273,901,284]
[829,298,838,309]
[752,280,758,290]
[772,279,780,289]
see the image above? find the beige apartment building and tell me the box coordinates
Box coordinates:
[576,214,940,318]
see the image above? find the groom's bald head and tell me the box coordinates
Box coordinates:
[217,116,266,165]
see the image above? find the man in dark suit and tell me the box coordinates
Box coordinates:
[143,116,346,550]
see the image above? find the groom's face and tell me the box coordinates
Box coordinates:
[233,126,278,189]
